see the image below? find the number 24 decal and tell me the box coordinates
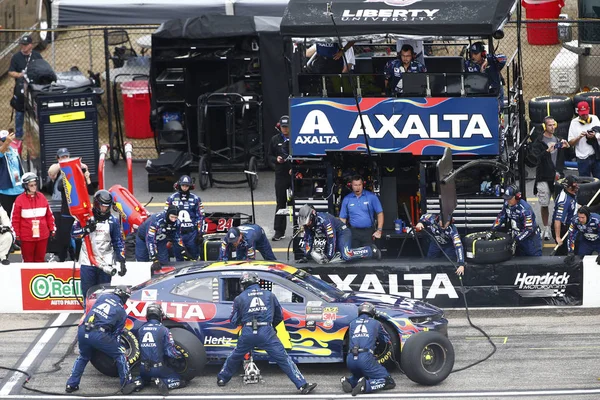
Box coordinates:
[217,218,233,231]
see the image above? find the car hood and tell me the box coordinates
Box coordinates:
[344,291,443,317]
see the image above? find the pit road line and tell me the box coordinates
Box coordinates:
[0,312,70,396]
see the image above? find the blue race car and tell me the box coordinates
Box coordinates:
[87,261,454,385]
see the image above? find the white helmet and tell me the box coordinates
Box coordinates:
[21,172,38,191]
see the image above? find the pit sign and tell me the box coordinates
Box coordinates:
[21,269,82,311]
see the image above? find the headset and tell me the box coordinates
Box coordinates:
[173,175,195,191]
[508,183,522,201]
[469,41,487,59]
[578,115,592,124]
[542,115,557,131]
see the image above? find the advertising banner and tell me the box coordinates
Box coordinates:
[290,97,499,156]
[21,268,82,311]
[303,257,582,308]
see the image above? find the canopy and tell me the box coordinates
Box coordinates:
[153,15,281,39]
[280,0,518,38]
[52,0,289,26]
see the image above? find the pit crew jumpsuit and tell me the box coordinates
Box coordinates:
[553,189,578,255]
[217,283,308,389]
[72,215,125,307]
[418,213,465,264]
[491,199,542,257]
[135,211,184,263]
[344,315,395,393]
[166,191,204,260]
[218,224,276,261]
[383,59,426,95]
[302,212,374,262]
[66,293,132,388]
[136,318,185,391]
[567,212,600,256]
[465,53,507,113]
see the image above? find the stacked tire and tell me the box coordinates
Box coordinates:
[554,176,600,207]
[573,91,600,120]
[528,96,574,143]
[463,231,513,264]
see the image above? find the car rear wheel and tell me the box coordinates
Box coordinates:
[374,321,400,370]
[165,328,207,381]
[401,331,454,385]
[90,330,140,377]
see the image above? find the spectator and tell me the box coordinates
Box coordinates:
[568,101,600,178]
[553,175,579,256]
[384,44,426,96]
[489,184,542,257]
[165,175,204,260]
[339,175,384,248]
[12,172,55,262]
[464,42,507,114]
[531,116,568,241]
[0,130,24,215]
[415,213,465,275]
[269,115,291,241]
[219,225,276,261]
[565,206,600,260]
[8,35,43,145]
[0,204,13,265]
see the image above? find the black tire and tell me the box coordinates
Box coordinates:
[554,176,600,206]
[463,231,513,264]
[401,331,455,386]
[374,321,400,370]
[529,120,570,142]
[91,330,141,377]
[573,91,600,119]
[247,156,258,190]
[36,0,52,50]
[528,96,574,123]
[198,156,209,190]
[165,328,207,381]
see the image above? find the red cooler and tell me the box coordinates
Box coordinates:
[121,80,153,139]
[522,0,565,45]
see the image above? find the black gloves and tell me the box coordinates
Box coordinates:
[83,220,96,236]
[181,251,193,261]
[151,259,162,272]
[118,261,127,277]
[297,257,309,264]
[484,231,493,240]
[0,226,11,234]
[564,253,576,264]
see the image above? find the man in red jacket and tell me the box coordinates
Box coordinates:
[11,172,55,262]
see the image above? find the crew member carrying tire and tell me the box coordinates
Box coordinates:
[218,225,276,261]
[565,206,600,262]
[217,271,317,394]
[135,303,187,396]
[296,204,381,264]
[487,184,542,257]
[166,175,204,260]
[553,175,579,256]
[415,213,465,275]
[340,302,396,396]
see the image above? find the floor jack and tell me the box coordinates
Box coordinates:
[242,351,261,384]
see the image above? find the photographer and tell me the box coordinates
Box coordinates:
[531,116,568,241]
[568,102,600,178]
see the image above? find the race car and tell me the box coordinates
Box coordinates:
[87,261,455,385]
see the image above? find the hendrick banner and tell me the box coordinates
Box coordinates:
[290,97,499,156]
[302,256,582,308]
[21,268,83,311]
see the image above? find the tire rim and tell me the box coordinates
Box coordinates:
[420,343,446,375]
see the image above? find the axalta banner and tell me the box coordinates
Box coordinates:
[290,97,499,156]
[21,268,83,311]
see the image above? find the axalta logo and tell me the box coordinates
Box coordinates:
[125,300,217,321]
[296,110,491,143]
[514,272,569,290]
[30,274,81,299]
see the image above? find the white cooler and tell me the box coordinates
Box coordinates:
[550,47,579,94]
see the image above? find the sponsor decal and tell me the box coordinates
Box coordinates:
[514,272,569,298]
[204,336,233,346]
[22,269,82,311]
[341,8,439,21]
[141,289,157,301]
[125,300,217,321]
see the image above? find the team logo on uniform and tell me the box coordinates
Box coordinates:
[228,232,237,240]
[364,0,421,6]
[248,297,267,313]
[352,323,369,338]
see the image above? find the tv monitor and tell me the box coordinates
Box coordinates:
[424,56,464,73]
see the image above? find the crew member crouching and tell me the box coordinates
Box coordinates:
[565,206,600,263]
[415,213,465,275]
[218,224,276,261]
[340,302,395,396]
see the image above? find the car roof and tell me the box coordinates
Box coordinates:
[175,261,301,279]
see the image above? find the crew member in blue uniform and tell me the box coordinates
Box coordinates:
[136,303,186,396]
[297,204,381,263]
[135,206,191,270]
[489,185,542,257]
[166,175,204,260]
[72,190,126,307]
[218,224,276,261]
[66,286,136,394]
[553,175,579,255]
[384,44,426,95]
[565,206,600,260]
[415,213,465,275]
[340,302,395,396]
[464,41,507,113]
[217,271,317,394]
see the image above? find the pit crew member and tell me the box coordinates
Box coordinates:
[565,206,600,260]
[553,175,579,256]
[219,224,276,261]
[340,302,396,396]
[297,204,381,263]
[66,286,136,395]
[217,271,317,394]
[464,41,507,113]
[166,174,204,260]
[384,44,426,95]
[488,185,542,257]
[415,213,465,275]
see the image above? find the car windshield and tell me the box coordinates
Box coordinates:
[286,269,349,302]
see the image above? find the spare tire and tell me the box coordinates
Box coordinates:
[573,91,600,119]
[91,330,140,377]
[529,120,570,141]
[529,95,573,123]
[554,176,600,206]
[401,331,455,386]
[463,231,513,264]
[166,328,207,381]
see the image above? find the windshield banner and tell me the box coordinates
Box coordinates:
[290,97,499,156]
